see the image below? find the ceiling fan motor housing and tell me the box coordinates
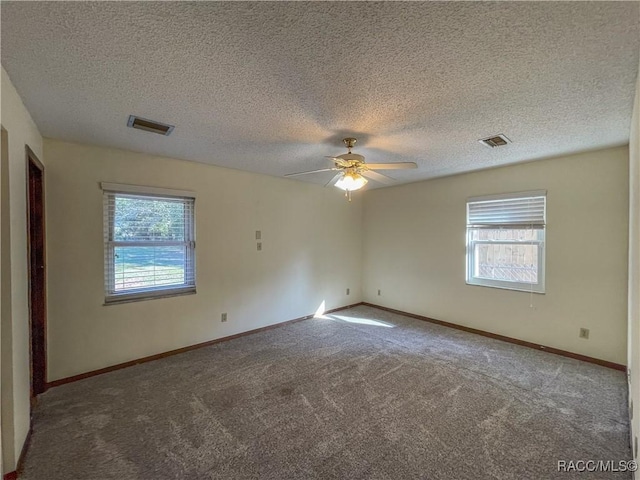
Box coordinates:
[336,153,365,167]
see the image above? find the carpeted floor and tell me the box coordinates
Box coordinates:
[21,305,631,479]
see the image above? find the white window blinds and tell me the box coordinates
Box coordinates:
[102,183,196,303]
[467,191,546,228]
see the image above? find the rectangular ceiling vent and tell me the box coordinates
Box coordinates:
[127,115,175,136]
[478,134,510,148]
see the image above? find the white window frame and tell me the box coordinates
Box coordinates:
[101,183,196,304]
[466,190,546,294]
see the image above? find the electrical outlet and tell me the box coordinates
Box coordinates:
[256,230,261,240]
[257,242,262,251]
[579,328,589,339]
[346,288,350,295]
[377,289,381,296]
[221,313,227,323]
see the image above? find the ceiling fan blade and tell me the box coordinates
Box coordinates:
[285,168,336,177]
[365,162,418,170]
[362,170,395,185]
[325,156,350,167]
[324,173,343,187]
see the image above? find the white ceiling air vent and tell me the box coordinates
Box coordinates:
[127,115,175,136]
[478,134,510,148]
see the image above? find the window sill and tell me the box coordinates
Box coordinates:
[465,281,545,295]
[104,288,196,306]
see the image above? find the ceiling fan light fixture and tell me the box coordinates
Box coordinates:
[335,172,368,192]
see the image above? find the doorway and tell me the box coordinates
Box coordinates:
[26,147,46,397]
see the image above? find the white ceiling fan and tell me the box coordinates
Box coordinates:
[285,138,417,200]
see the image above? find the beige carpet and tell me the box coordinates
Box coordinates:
[21,305,631,479]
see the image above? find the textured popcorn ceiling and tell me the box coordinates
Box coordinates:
[1,2,639,186]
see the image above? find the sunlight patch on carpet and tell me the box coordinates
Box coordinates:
[330,314,395,328]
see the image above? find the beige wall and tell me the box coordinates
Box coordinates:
[628,59,640,462]
[44,139,362,381]
[363,147,629,365]
[0,67,44,474]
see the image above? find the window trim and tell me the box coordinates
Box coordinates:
[465,191,546,294]
[101,183,196,305]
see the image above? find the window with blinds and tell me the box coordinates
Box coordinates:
[102,183,196,303]
[466,191,546,293]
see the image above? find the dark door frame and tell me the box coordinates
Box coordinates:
[26,146,47,397]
